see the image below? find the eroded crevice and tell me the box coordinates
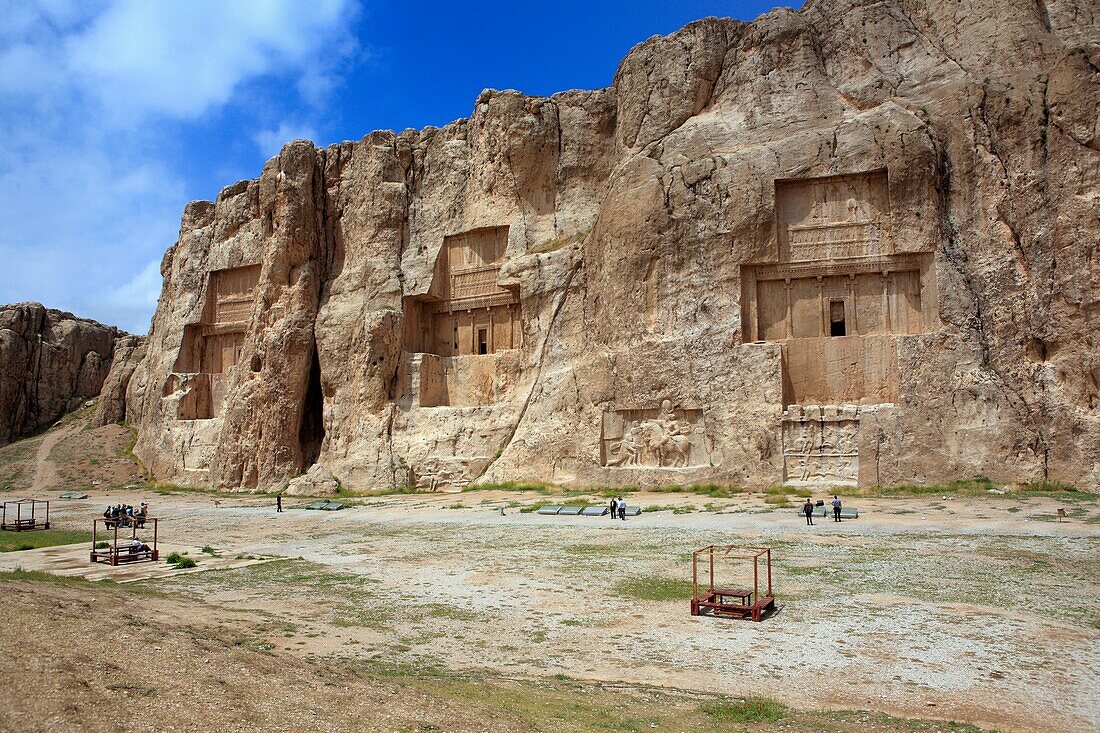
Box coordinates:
[298,345,325,469]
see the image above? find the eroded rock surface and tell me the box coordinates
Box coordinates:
[116,0,1100,491]
[0,303,125,445]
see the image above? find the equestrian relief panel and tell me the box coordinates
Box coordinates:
[601,400,711,468]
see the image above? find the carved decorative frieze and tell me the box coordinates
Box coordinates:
[777,170,890,263]
[782,404,860,486]
[601,399,710,468]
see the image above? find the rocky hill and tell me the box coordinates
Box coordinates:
[112,0,1099,491]
[0,303,128,445]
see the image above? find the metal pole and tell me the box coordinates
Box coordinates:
[709,549,714,593]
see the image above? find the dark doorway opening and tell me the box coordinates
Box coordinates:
[298,345,325,468]
[477,327,489,355]
[829,300,846,337]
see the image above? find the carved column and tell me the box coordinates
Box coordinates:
[882,272,891,333]
[817,276,825,337]
[784,279,793,339]
[847,273,857,335]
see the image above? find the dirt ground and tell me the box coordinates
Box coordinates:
[1,412,1098,733]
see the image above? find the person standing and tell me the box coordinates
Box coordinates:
[832,494,842,522]
[618,497,626,521]
[276,495,283,513]
[803,497,815,526]
[608,496,617,520]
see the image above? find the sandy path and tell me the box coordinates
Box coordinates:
[30,422,79,492]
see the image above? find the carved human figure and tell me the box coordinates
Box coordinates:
[834,426,857,454]
[796,456,813,482]
[846,197,863,221]
[792,424,813,454]
[622,421,644,465]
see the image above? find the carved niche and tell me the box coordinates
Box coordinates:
[601,400,710,468]
[782,404,860,486]
[776,170,890,262]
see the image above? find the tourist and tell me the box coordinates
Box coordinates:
[803,498,815,526]
[832,495,842,522]
[618,497,626,521]
[276,495,283,513]
[608,496,617,519]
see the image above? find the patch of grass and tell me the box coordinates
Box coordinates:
[764,494,790,507]
[0,528,91,553]
[174,556,197,569]
[201,545,217,555]
[854,478,1095,500]
[0,568,163,596]
[614,575,693,602]
[646,484,744,499]
[464,481,553,494]
[701,697,788,723]
[519,499,599,513]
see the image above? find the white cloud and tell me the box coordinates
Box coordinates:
[64,0,354,124]
[254,122,319,159]
[0,0,359,333]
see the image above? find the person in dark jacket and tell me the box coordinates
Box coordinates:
[803,498,815,525]
[832,495,842,522]
[276,495,283,513]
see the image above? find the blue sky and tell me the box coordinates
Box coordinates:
[0,0,794,334]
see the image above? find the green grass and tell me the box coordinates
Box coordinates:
[764,494,790,507]
[174,556,198,569]
[463,481,553,494]
[649,484,744,499]
[614,575,693,602]
[0,528,91,552]
[0,567,163,595]
[201,545,217,555]
[519,499,599,513]
[855,478,1094,499]
[701,697,788,723]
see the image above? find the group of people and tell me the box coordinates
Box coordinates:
[608,496,629,520]
[102,502,148,528]
[802,495,843,525]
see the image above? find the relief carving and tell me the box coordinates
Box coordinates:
[782,405,860,485]
[602,399,710,468]
[777,170,889,263]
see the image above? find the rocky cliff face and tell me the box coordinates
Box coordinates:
[0,303,126,445]
[119,0,1100,491]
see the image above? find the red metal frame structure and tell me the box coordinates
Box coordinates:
[0,499,50,531]
[90,517,159,565]
[691,545,775,622]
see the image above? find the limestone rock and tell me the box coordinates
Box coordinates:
[93,335,146,426]
[121,0,1100,492]
[0,303,125,445]
[284,464,340,496]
